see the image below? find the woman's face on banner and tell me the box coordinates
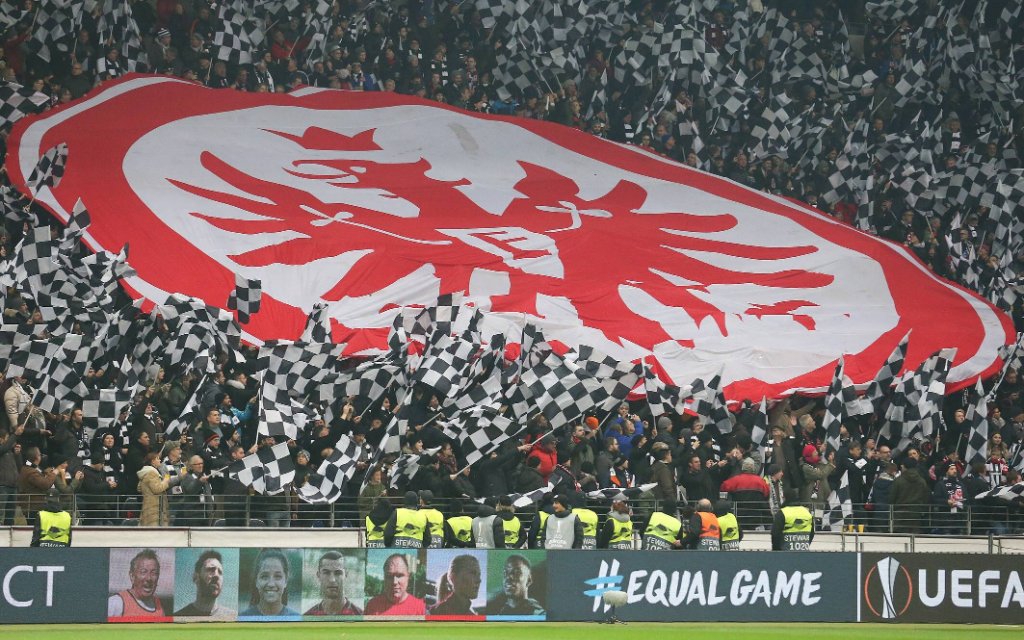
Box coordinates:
[255,557,287,605]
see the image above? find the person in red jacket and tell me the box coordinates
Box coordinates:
[719,459,771,528]
[526,435,558,482]
[720,458,770,496]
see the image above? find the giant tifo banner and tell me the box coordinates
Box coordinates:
[6,75,1012,398]
[2,549,1023,624]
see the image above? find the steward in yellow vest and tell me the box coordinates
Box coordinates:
[445,515,473,547]
[418,490,445,548]
[365,497,393,548]
[529,507,552,549]
[715,500,742,551]
[31,489,71,547]
[772,504,814,550]
[384,491,428,548]
[641,500,682,550]
[574,506,599,549]
[496,496,524,548]
[596,493,634,549]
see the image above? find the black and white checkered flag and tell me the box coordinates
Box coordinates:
[226,274,261,324]
[227,442,296,495]
[479,482,556,509]
[6,339,62,380]
[32,358,89,414]
[388,446,441,490]
[26,143,68,193]
[823,358,845,457]
[445,405,525,469]
[257,340,344,397]
[973,482,1024,503]
[689,373,732,435]
[301,302,332,343]
[318,361,399,409]
[750,396,770,474]
[586,483,658,501]
[508,350,641,431]
[164,374,207,440]
[296,434,361,504]
[257,377,311,441]
[820,470,852,532]
[442,370,505,420]
[412,333,476,398]
[864,331,910,412]
[0,81,49,132]
[504,322,550,384]
[964,379,989,469]
[644,361,692,418]
[83,388,136,430]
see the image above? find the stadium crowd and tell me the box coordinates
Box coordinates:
[1,0,1023,539]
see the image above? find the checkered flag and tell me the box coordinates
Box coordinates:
[6,339,62,380]
[25,143,68,193]
[226,274,261,324]
[82,388,136,430]
[32,356,89,415]
[586,483,658,501]
[387,446,441,490]
[412,333,476,398]
[643,360,691,418]
[257,340,345,397]
[94,0,148,72]
[166,323,216,374]
[442,370,506,420]
[481,482,556,509]
[820,470,852,531]
[468,332,506,381]
[475,0,512,29]
[689,374,732,435]
[257,377,311,441]
[864,331,910,413]
[426,293,463,344]
[509,350,641,431]
[750,396,770,474]
[0,321,45,371]
[301,302,332,343]
[296,434,361,504]
[227,442,296,495]
[973,482,1024,503]
[164,374,207,440]
[504,322,550,384]
[964,379,989,469]
[822,358,845,457]
[990,333,1024,401]
[0,81,49,132]
[317,361,399,419]
[445,405,525,469]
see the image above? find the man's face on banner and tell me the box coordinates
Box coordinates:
[317,558,345,601]
[383,556,410,604]
[195,557,223,599]
[130,557,160,598]
[503,558,532,599]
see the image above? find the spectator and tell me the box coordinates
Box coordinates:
[138,451,182,527]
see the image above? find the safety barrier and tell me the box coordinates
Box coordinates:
[15,493,1024,536]
[2,547,1023,624]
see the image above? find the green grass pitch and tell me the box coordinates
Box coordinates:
[0,623,1021,639]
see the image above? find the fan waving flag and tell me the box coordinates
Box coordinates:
[6,75,1013,400]
[227,442,296,495]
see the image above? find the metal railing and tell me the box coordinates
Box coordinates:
[6,493,1018,536]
